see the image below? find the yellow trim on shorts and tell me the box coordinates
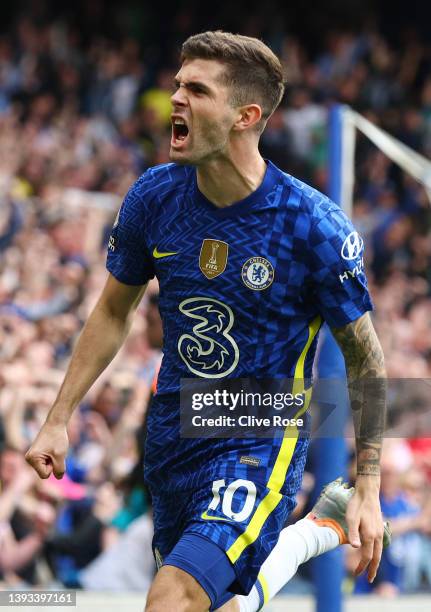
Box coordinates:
[226,315,322,564]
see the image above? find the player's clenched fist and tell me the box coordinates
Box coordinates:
[25,422,69,480]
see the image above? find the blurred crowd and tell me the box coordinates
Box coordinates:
[1,0,431,597]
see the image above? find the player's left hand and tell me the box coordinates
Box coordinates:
[346,476,384,583]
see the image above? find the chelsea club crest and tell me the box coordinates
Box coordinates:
[241,256,274,291]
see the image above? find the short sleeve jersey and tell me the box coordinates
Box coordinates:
[107,161,372,394]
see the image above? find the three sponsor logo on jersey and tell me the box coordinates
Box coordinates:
[146,233,365,378]
[180,239,274,378]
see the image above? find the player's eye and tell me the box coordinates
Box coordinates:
[190,85,206,95]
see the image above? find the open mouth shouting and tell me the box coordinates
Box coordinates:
[171,116,190,148]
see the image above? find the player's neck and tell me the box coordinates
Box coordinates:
[196,149,267,207]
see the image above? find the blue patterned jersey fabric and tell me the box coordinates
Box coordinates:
[107,160,372,489]
[107,160,371,392]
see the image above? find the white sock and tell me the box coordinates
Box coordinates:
[236,518,340,611]
[237,586,260,612]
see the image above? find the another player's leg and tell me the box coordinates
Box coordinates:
[234,478,348,611]
[213,479,350,612]
[234,478,391,612]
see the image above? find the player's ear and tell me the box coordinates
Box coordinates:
[233,104,262,132]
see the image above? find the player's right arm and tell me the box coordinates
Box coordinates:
[25,274,147,479]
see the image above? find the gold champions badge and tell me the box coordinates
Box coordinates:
[199,239,229,279]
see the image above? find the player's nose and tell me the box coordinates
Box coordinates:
[171,86,187,107]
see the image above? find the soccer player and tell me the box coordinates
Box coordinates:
[26,31,389,611]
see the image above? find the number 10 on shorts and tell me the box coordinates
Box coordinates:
[205,479,257,522]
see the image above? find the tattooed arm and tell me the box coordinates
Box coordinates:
[332,311,386,477]
[332,311,386,583]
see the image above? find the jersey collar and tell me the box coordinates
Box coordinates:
[191,160,281,216]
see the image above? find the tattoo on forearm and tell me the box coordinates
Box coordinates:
[332,313,386,477]
[356,441,382,476]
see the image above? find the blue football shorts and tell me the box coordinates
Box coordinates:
[150,440,308,609]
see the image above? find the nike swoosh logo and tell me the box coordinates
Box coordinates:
[152,247,178,259]
[201,511,235,523]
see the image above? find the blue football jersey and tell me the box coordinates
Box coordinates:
[107,160,371,391]
[106,161,372,490]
